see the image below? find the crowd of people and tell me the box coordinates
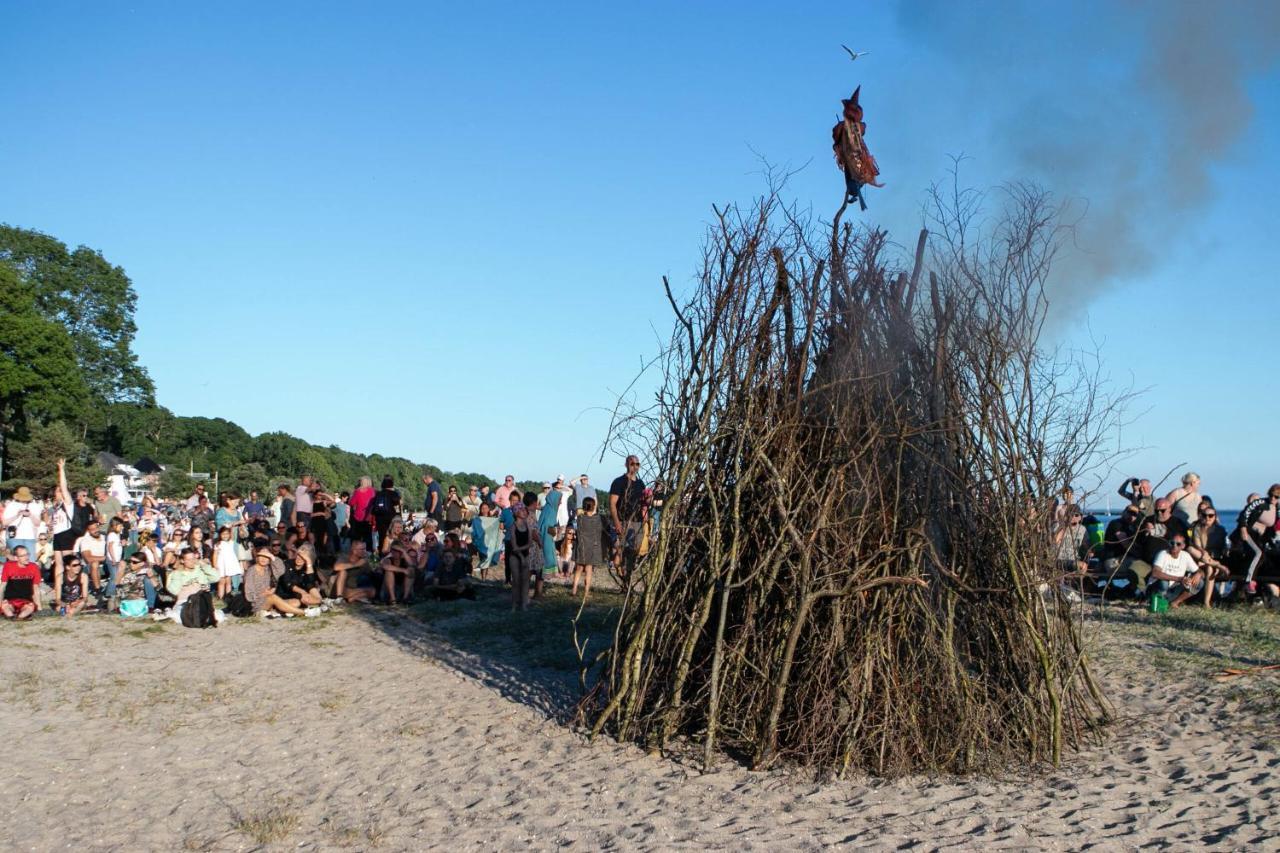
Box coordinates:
[7,458,1277,626]
[0,455,663,625]
[1055,473,1280,609]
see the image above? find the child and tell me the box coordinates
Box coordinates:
[57,555,88,617]
[572,497,604,600]
[558,529,576,582]
[212,525,244,599]
[105,517,125,602]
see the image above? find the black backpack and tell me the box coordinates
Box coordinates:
[180,590,216,628]
[370,490,393,517]
[223,591,254,618]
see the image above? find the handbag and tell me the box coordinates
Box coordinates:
[119,598,148,618]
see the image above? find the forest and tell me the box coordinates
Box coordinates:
[0,225,536,504]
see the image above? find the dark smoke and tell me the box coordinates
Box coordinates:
[898,0,1280,310]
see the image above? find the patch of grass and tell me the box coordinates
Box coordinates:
[125,623,168,638]
[232,802,300,845]
[325,820,385,847]
[318,692,347,711]
[40,624,71,635]
[396,722,428,738]
[400,584,624,673]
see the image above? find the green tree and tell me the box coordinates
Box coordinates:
[0,265,92,482]
[222,462,269,499]
[157,468,197,500]
[0,225,154,405]
[1,420,99,493]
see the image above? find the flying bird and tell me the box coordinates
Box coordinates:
[841,45,870,61]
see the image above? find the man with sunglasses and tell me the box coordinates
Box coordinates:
[610,456,646,577]
[1148,534,1204,608]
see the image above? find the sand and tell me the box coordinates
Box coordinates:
[1,596,1278,851]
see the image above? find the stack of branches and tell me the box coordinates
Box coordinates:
[585,180,1119,777]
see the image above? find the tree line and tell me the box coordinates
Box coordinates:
[0,225,540,504]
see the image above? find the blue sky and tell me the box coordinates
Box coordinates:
[4,2,1277,503]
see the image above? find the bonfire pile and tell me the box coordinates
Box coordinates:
[586,184,1114,776]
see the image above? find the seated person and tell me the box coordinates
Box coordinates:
[243,547,314,617]
[331,540,376,603]
[430,533,476,600]
[1102,505,1141,572]
[1,546,42,620]
[75,519,107,600]
[164,547,223,624]
[55,555,89,617]
[1148,535,1204,609]
[1054,505,1091,575]
[276,554,324,610]
[380,529,421,605]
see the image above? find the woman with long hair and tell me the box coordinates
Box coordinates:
[349,476,376,551]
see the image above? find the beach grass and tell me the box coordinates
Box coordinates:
[232,801,300,845]
[402,581,624,673]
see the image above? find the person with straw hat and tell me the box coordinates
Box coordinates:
[3,485,44,560]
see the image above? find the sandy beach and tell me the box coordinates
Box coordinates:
[2,587,1278,851]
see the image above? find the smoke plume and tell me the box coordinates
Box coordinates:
[898,0,1280,309]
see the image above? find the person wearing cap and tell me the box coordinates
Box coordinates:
[3,485,44,560]
[462,485,482,521]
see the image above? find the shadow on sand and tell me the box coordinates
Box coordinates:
[346,580,623,722]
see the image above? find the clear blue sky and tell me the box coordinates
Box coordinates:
[4,2,1277,502]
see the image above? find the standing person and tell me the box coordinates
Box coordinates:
[1166,472,1202,526]
[571,474,593,528]
[333,491,351,551]
[184,482,207,510]
[507,501,535,611]
[293,474,314,527]
[443,485,466,533]
[609,455,647,577]
[4,485,44,558]
[275,484,295,532]
[499,489,522,585]
[243,490,266,522]
[553,477,570,532]
[572,497,604,599]
[214,493,246,542]
[478,484,494,508]
[212,525,244,600]
[92,485,122,526]
[53,461,93,588]
[104,516,126,602]
[421,474,443,524]
[539,487,563,585]
[369,476,402,551]
[471,504,503,581]
[309,483,335,555]
[495,475,516,509]
[0,546,42,620]
[349,477,376,551]
[1117,477,1156,522]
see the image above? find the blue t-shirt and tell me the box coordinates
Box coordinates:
[500,507,515,542]
[425,481,443,515]
[333,502,350,527]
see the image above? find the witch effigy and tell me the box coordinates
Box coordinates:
[832,85,883,211]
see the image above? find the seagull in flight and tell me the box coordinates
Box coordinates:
[841,45,870,61]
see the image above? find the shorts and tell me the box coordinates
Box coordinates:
[53,529,79,551]
[4,599,33,611]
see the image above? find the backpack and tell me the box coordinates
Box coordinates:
[180,590,216,628]
[370,491,393,517]
[223,591,254,618]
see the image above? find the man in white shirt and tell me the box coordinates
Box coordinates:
[1148,534,1203,608]
[3,486,44,559]
[184,483,207,511]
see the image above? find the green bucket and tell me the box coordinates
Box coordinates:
[1148,595,1169,614]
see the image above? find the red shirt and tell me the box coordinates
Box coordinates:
[2,560,40,600]
[349,487,375,522]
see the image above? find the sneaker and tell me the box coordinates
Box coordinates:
[303,607,321,618]
[318,603,330,613]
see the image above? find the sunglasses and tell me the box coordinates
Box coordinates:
[1171,541,1186,547]
[1204,512,1216,518]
